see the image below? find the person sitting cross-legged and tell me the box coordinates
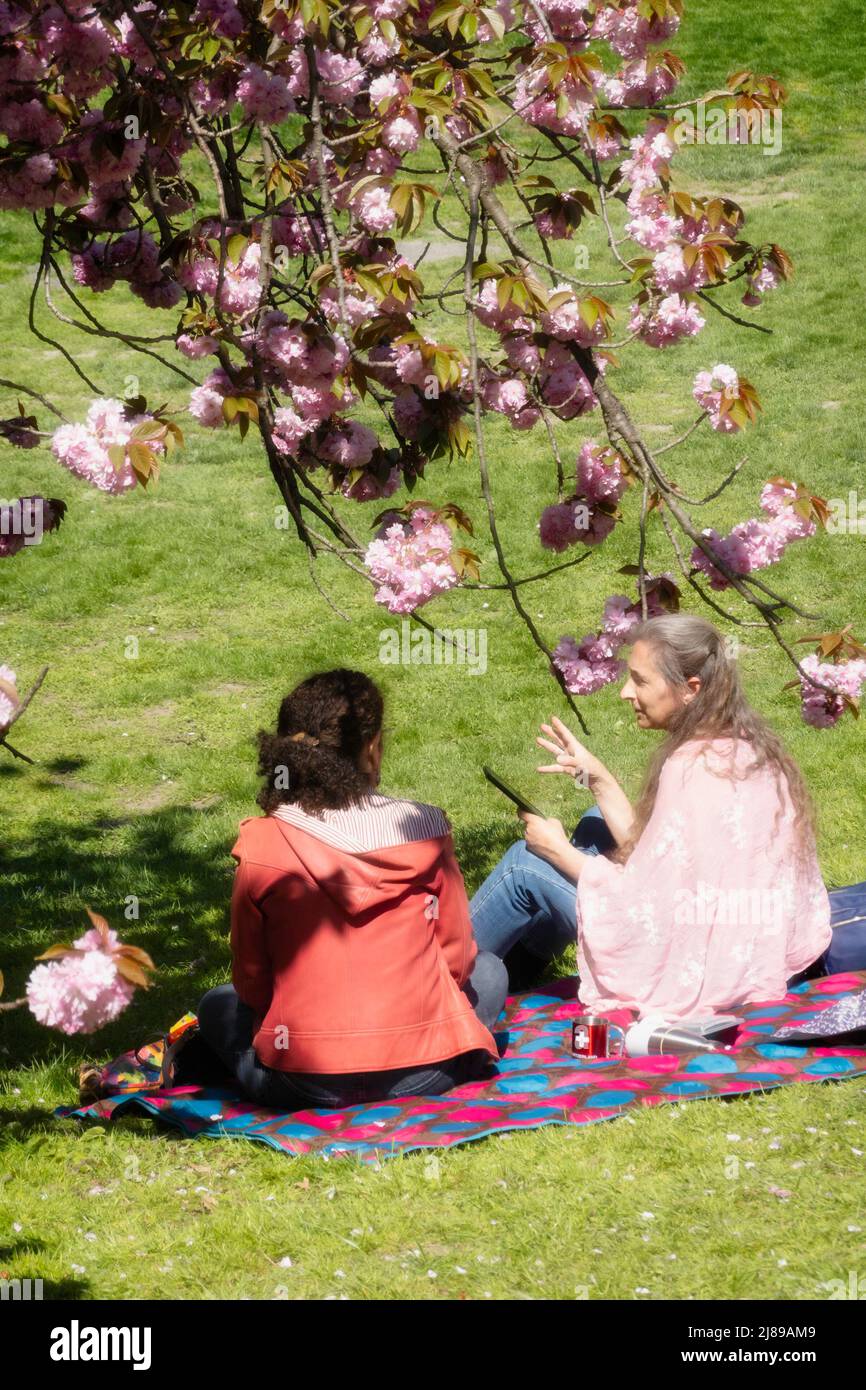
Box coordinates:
[470,613,838,1019]
[196,668,506,1110]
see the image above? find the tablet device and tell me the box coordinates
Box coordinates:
[483,765,545,818]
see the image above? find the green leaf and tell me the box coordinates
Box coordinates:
[480,6,506,39]
[472,261,505,280]
[226,234,248,264]
[107,443,127,473]
[428,0,461,28]
[460,9,478,41]
[579,299,599,328]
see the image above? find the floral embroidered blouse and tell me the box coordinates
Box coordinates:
[575,738,832,1020]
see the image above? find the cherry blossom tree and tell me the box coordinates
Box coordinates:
[1,0,863,728]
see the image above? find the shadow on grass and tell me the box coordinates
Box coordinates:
[0,1236,90,1298]
[43,757,90,775]
[0,1105,67,1136]
[1,805,521,1073]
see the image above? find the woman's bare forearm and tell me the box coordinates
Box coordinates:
[590,770,634,847]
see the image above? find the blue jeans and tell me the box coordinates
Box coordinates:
[196,950,507,1110]
[470,806,614,962]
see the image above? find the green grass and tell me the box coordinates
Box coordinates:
[1,0,865,1301]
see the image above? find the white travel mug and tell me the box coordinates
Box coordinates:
[624,1015,723,1056]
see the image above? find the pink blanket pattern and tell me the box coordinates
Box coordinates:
[55,971,866,1161]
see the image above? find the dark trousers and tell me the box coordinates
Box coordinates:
[196,950,508,1110]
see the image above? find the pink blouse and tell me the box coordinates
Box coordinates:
[575,738,832,1020]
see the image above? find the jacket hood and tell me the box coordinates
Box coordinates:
[236,815,448,920]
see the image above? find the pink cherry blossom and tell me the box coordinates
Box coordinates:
[316,419,379,469]
[552,633,624,695]
[26,926,136,1036]
[652,242,708,294]
[51,398,164,493]
[481,374,540,431]
[382,109,422,153]
[577,440,627,505]
[237,63,294,124]
[799,655,866,728]
[629,293,706,347]
[365,506,460,614]
[742,261,781,307]
[692,363,742,432]
[625,193,683,250]
[690,479,818,588]
[355,185,396,233]
[0,662,18,728]
[541,286,608,346]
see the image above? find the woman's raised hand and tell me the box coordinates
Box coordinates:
[536,716,606,788]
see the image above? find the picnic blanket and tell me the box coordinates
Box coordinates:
[56,970,866,1162]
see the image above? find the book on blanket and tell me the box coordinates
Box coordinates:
[669,1013,744,1038]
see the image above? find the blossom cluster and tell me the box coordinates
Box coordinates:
[692,363,742,432]
[51,398,163,493]
[474,280,600,422]
[799,656,866,729]
[72,228,181,309]
[0,663,18,728]
[539,440,628,552]
[552,581,672,695]
[690,479,815,590]
[364,505,460,613]
[26,925,136,1036]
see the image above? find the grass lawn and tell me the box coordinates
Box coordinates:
[1,0,865,1301]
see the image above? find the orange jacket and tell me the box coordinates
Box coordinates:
[229,812,498,1074]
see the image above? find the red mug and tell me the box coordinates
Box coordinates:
[572,1014,625,1059]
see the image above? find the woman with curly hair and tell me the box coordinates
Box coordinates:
[471,613,835,1020]
[196,669,505,1108]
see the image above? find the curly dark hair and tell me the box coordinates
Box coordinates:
[256,669,384,815]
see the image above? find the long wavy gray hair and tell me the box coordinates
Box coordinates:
[623,613,816,861]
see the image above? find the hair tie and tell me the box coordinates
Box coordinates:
[289,731,319,746]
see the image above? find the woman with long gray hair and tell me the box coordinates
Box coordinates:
[471,613,835,1020]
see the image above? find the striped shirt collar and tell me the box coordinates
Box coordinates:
[272,791,449,853]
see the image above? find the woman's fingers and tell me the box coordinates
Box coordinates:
[536,763,569,775]
[550,715,580,751]
[538,723,576,759]
[538,722,565,751]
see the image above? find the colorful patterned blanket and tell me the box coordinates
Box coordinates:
[56,971,866,1162]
